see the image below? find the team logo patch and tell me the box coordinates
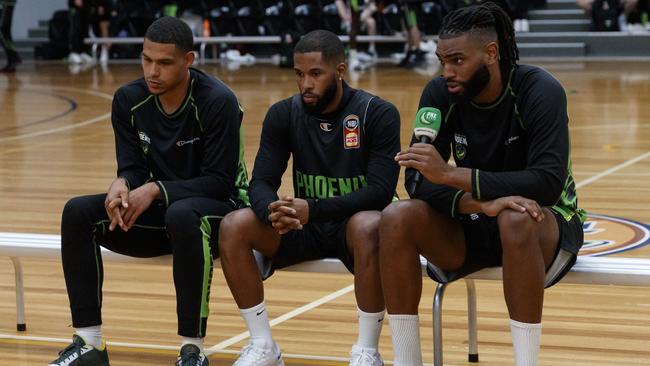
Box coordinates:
[138,131,151,155]
[579,213,650,256]
[344,114,360,130]
[454,133,467,160]
[343,114,361,149]
[320,122,333,132]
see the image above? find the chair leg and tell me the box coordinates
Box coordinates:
[432,282,447,366]
[10,257,26,331]
[465,279,479,362]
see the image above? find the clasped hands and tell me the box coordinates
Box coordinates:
[268,196,309,235]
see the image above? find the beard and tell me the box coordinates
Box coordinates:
[302,75,338,114]
[452,63,491,100]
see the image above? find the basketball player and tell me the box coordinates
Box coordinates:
[0,0,20,72]
[397,0,426,68]
[218,30,401,366]
[335,0,378,71]
[379,3,585,365]
[49,17,248,366]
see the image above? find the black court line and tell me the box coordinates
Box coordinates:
[0,90,77,134]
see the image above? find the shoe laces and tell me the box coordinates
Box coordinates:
[350,347,381,366]
[178,346,205,366]
[57,337,85,358]
[235,343,273,365]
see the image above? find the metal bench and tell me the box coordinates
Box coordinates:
[2,232,650,365]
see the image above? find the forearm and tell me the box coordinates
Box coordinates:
[441,166,473,193]
[457,192,483,215]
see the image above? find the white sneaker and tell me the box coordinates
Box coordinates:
[233,341,284,366]
[349,345,384,366]
[99,46,109,64]
[80,53,95,64]
[69,52,82,64]
[356,51,376,64]
[349,57,368,72]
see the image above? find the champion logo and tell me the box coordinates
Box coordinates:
[320,122,333,132]
[506,135,520,145]
[177,137,200,146]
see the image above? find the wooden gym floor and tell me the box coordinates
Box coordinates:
[0,60,649,365]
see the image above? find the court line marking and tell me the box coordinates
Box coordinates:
[575,151,650,188]
[0,85,113,143]
[574,172,650,177]
[205,284,355,354]
[570,123,650,131]
[0,90,78,133]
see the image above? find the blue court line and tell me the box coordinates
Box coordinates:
[0,90,77,134]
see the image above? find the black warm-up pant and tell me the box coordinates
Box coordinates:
[61,193,235,338]
[0,1,18,60]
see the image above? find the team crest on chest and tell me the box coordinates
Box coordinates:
[454,133,468,160]
[343,114,361,149]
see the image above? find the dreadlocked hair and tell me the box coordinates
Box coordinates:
[439,1,519,78]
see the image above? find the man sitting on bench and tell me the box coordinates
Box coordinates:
[49,17,248,366]
[379,3,586,366]
[218,30,401,366]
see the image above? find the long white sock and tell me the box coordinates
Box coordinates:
[388,314,422,366]
[356,307,385,349]
[349,48,358,63]
[240,301,273,347]
[181,337,204,353]
[510,319,542,366]
[75,325,103,350]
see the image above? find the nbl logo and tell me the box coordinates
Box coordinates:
[343,114,361,149]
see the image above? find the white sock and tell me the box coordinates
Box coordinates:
[510,319,542,366]
[181,337,204,353]
[240,301,274,347]
[75,325,103,350]
[368,44,376,55]
[349,48,358,62]
[388,314,422,366]
[356,307,385,349]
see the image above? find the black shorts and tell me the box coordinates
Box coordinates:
[427,209,584,287]
[257,220,354,280]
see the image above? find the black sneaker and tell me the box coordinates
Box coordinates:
[398,50,415,67]
[48,335,110,366]
[0,54,21,73]
[405,50,427,69]
[176,344,209,366]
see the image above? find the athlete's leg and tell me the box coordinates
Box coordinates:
[379,199,465,314]
[499,207,558,322]
[61,194,169,330]
[498,207,559,366]
[347,211,383,312]
[219,208,281,308]
[219,208,284,365]
[345,211,385,363]
[379,199,465,366]
[164,197,235,338]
